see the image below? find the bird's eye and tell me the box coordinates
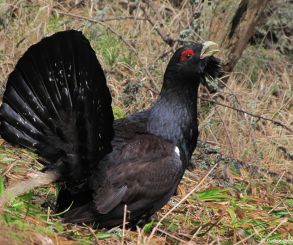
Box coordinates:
[180,49,195,62]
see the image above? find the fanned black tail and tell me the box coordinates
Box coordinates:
[0,30,114,181]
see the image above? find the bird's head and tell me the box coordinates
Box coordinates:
[164,41,222,88]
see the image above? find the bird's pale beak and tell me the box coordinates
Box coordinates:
[200,41,219,59]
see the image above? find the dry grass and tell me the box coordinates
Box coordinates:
[0,0,292,244]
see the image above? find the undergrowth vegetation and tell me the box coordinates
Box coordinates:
[0,0,292,244]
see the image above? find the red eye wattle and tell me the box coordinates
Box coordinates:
[180,49,195,62]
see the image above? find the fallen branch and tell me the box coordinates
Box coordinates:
[273,143,293,160]
[199,96,293,134]
[196,140,293,184]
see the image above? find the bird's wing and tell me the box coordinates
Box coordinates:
[94,134,183,214]
[62,134,183,225]
[0,30,114,181]
[55,111,150,213]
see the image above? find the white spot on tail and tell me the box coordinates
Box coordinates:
[175,146,180,157]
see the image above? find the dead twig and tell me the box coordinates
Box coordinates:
[157,228,188,244]
[213,104,235,158]
[57,10,147,22]
[121,204,127,245]
[192,216,223,239]
[140,6,175,47]
[141,3,194,47]
[200,97,293,134]
[196,140,293,184]
[84,224,99,245]
[259,218,288,245]
[276,144,293,160]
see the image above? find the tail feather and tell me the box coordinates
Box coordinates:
[1,103,43,139]
[2,88,49,136]
[0,121,38,150]
[0,30,114,181]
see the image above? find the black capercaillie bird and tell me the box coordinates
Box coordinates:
[0,30,221,228]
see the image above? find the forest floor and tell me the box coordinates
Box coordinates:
[0,1,292,244]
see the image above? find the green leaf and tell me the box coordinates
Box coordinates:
[0,176,4,194]
[227,207,238,225]
[0,156,15,162]
[113,106,125,119]
[95,231,111,239]
[143,221,155,233]
[192,188,233,202]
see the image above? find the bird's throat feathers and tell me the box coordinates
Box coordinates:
[147,77,200,160]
